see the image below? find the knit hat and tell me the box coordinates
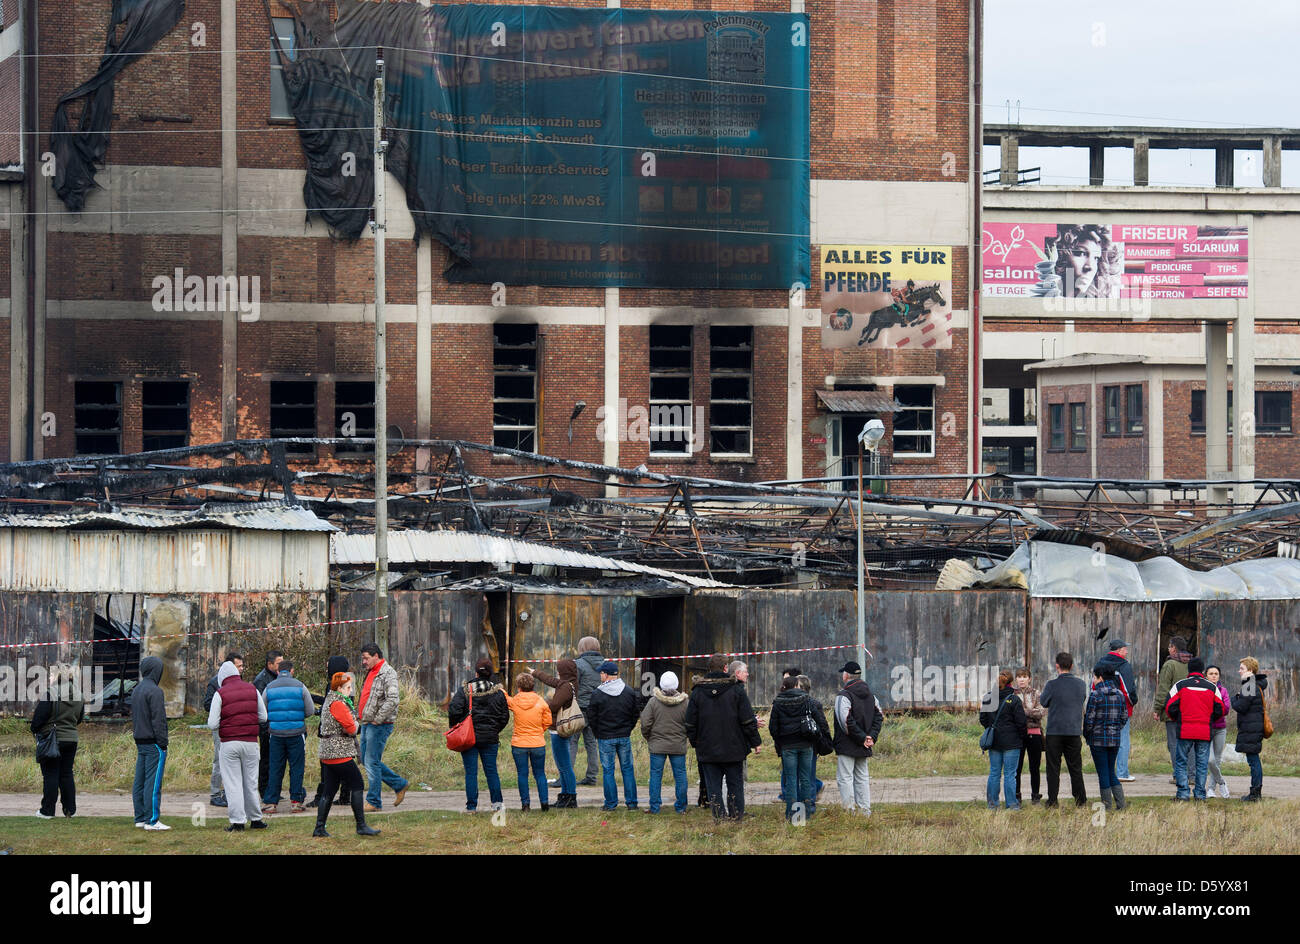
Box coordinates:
[326,655,350,679]
[660,671,679,693]
[599,660,619,675]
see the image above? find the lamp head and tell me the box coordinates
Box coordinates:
[858,418,886,452]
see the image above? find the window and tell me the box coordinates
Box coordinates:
[335,381,376,456]
[649,325,693,455]
[141,381,190,451]
[893,386,935,457]
[1190,390,1292,434]
[270,381,317,455]
[270,17,297,121]
[1103,386,1121,435]
[1125,384,1144,435]
[1257,391,1292,434]
[493,324,538,451]
[709,326,752,455]
[1069,402,1086,450]
[75,381,122,455]
[1048,403,1065,450]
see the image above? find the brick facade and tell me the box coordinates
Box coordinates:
[5,0,974,486]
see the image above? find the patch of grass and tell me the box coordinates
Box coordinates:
[2,686,1296,794]
[2,799,1297,855]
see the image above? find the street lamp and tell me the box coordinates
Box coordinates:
[856,419,885,675]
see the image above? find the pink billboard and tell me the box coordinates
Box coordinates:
[982,222,1249,300]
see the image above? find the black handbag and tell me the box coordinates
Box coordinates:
[35,726,61,762]
[802,705,835,756]
[979,694,1010,752]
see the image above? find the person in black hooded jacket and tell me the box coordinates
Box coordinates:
[130,656,171,830]
[448,659,510,812]
[769,676,831,820]
[1233,658,1268,801]
[685,655,761,820]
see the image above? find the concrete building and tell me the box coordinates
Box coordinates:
[2,0,982,496]
[981,124,1300,504]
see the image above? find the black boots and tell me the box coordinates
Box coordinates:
[351,792,381,835]
[1110,781,1127,810]
[313,796,332,837]
[557,792,577,809]
[1242,785,1262,802]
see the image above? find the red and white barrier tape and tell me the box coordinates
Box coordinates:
[0,615,387,651]
[514,643,869,664]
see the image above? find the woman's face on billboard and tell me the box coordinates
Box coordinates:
[1063,238,1102,294]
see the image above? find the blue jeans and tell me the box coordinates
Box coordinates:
[462,743,502,811]
[132,743,167,825]
[648,753,687,813]
[1174,738,1210,799]
[598,737,638,810]
[512,745,548,807]
[1116,718,1131,778]
[359,723,408,808]
[552,733,577,795]
[1246,752,1262,789]
[263,734,306,804]
[1090,745,1119,790]
[780,746,816,820]
[987,748,1021,809]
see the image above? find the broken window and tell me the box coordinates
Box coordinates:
[270,380,317,455]
[893,385,935,457]
[649,325,693,456]
[75,381,123,455]
[334,381,376,456]
[493,324,538,451]
[141,381,190,451]
[1125,384,1144,435]
[270,17,297,121]
[709,326,752,456]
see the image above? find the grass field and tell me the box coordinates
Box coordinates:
[2,681,1300,800]
[2,682,1295,794]
[2,798,1297,855]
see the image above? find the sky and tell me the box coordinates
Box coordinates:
[982,0,1300,186]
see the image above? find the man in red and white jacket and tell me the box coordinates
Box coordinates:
[1164,657,1224,801]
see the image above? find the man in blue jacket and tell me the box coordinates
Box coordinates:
[261,660,316,813]
[131,656,171,831]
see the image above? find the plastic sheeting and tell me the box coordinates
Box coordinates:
[971,541,1300,601]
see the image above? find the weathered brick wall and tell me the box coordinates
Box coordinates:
[1163,379,1300,479]
[1039,381,1092,478]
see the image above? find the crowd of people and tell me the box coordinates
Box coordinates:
[24,633,1273,828]
[979,639,1271,811]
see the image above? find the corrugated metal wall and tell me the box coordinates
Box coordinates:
[1199,600,1299,705]
[335,589,489,705]
[0,529,329,593]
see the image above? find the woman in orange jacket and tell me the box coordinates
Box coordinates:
[504,673,553,811]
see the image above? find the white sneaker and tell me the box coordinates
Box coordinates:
[1118,776,1135,782]
[134,822,147,828]
[143,821,172,831]
[35,812,54,819]
[1219,783,1230,799]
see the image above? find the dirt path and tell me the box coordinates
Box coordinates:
[2,773,1291,818]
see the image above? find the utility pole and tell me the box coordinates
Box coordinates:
[372,56,389,650]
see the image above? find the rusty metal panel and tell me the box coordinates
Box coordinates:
[171,531,232,592]
[1199,600,1300,706]
[511,592,636,680]
[0,593,97,713]
[334,589,488,705]
[1029,598,1161,700]
[141,597,191,718]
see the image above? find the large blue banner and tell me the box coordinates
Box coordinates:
[282,3,810,289]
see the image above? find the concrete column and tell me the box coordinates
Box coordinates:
[787,288,803,481]
[1233,303,1256,506]
[31,155,46,460]
[220,0,239,441]
[1088,145,1104,186]
[1089,368,1098,477]
[1262,136,1282,188]
[1000,135,1019,185]
[1205,322,1229,508]
[415,238,432,481]
[1132,136,1149,186]
[9,185,28,459]
[603,287,620,497]
[1147,367,1164,501]
[1214,147,1234,188]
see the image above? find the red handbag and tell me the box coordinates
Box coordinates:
[445,686,477,752]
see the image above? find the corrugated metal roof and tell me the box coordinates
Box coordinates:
[0,503,337,533]
[330,530,729,589]
[815,389,902,413]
